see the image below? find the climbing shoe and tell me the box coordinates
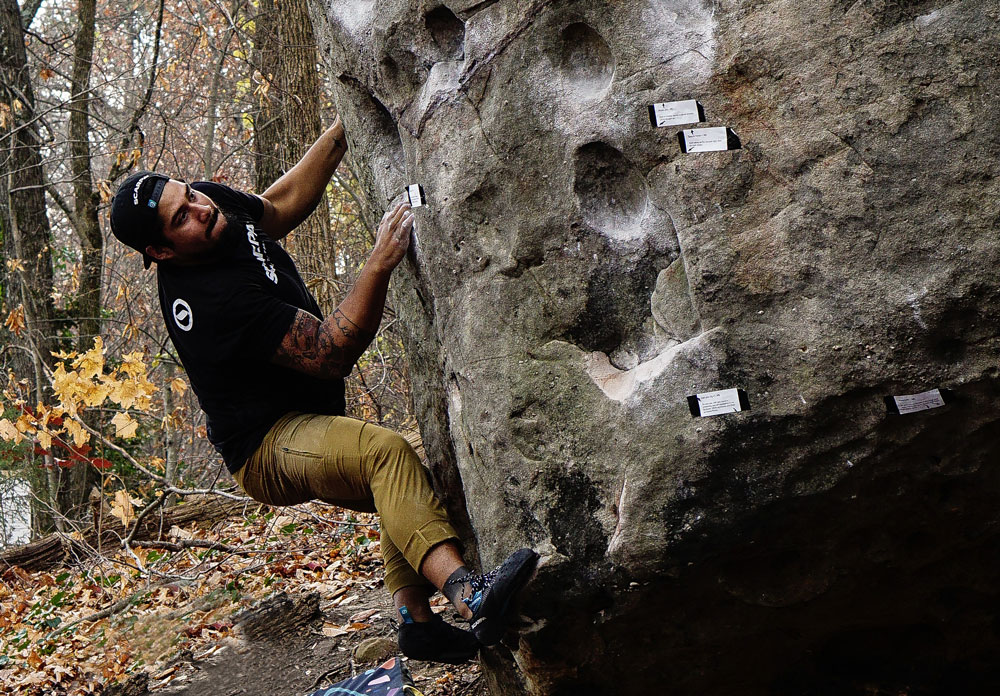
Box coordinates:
[397,606,481,664]
[450,548,539,647]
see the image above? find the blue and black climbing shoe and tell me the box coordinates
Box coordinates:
[396,606,481,664]
[449,548,539,647]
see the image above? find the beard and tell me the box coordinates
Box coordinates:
[212,205,247,257]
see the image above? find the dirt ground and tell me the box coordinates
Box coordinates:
[150,579,489,696]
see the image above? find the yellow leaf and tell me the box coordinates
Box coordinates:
[0,418,21,443]
[82,380,112,407]
[64,417,89,447]
[163,409,183,429]
[74,336,105,379]
[37,428,51,450]
[111,412,138,438]
[109,379,139,409]
[134,376,157,409]
[118,351,147,378]
[5,258,25,272]
[51,362,81,405]
[111,489,135,528]
[170,378,188,395]
[97,179,112,204]
[3,305,26,337]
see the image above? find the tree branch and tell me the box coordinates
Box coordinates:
[71,415,252,502]
[131,539,240,554]
[44,183,81,237]
[20,0,44,30]
[106,0,166,184]
[123,490,168,545]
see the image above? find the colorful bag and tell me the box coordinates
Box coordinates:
[307,657,424,696]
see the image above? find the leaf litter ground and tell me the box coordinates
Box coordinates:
[0,501,487,696]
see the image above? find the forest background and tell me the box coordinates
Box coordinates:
[0,0,428,692]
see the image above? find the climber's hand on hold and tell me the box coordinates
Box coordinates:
[370,201,414,274]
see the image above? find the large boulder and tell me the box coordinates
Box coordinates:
[309,1,1000,693]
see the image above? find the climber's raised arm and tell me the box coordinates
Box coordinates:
[257,117,348,241]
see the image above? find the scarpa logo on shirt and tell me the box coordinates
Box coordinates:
[172,298,193,331]
[246,224,278,284]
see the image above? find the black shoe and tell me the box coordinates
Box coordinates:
[456,548,539,647]
[397,611,481,664]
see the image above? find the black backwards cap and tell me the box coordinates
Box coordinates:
[109,171,170,269]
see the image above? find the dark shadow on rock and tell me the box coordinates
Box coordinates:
[425,5,466,60]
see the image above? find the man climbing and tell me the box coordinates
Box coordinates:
[108,116,537,663]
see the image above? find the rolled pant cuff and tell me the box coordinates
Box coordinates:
[384,521,459,595]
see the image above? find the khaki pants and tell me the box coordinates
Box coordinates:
[233,412,458,594]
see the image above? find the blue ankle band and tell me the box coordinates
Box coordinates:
[463,590,483,614]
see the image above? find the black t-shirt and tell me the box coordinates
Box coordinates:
[157,181,346,473]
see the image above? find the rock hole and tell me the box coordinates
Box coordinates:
[379,55,400,87]
[573,142,648,241]
[566,247,661,356]
[559,22,615,98]
[425,5,465,60]
[368,93,405,170]
[335,75,405,184]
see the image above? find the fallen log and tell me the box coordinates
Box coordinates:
[0,493,256,572]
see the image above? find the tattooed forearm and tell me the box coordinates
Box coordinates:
[332,308,364,339]
[271,309,375,378]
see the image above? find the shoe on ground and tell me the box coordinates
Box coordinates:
[397,612,481,664]
[463,548,539,647]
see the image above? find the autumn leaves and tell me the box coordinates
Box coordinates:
[0,337,162,468]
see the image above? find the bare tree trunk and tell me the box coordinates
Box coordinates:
[202,0,241,181]
[1,0,62,536]
[0,0,58,369]
[64,0,102,521]
[69,0,101,349]
[253,0,338,312]
[163,361,179,506]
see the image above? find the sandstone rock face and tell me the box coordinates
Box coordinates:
[310,1,1000,693]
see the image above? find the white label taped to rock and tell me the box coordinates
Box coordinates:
[650,99,703,127]
[892,388,947,415]
[407,184,425,207]
[680,127,730,153]
[690,388,746,417]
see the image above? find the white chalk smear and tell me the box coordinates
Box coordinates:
[330,0,375,36]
